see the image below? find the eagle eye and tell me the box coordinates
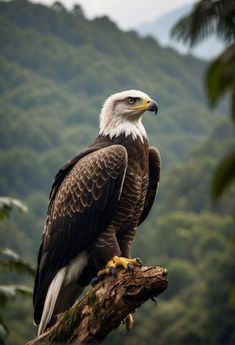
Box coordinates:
[127,97,136,104]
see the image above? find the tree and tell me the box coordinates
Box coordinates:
[171,0,235,200]
[52,1,66,13]
[72,4,84,17]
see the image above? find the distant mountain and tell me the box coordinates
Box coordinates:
[136,4,224,60]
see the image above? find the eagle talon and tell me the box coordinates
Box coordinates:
[151,296,158,304]
[125,313,134,332]
[96,256,143,282]
[136,258,143,266]
[127,263,134,271]
[109,267,116,276]
[91,276,102,287]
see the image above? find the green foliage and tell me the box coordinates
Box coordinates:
[0,244,34,342]
[171,0,235,46]
[212,149,235,199]
[156,119,235,215]
[111,212,235,345]
[0,196,35,344]
[0,1,234,344]
[0,197,27,220]
[0,248,35,277]
[0,285,32,309]
[172,0,235,200]
[206,44,235,111]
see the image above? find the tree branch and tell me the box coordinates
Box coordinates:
[27,266,168,345]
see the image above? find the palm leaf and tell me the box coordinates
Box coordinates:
[232,89,235,121]
[206,44,235,115]
[212,149,235,200]
[0,197,28,220]
[171,0,235,47]
[0,248,35,277]
[0,285,33,308]
[0,317,8,339]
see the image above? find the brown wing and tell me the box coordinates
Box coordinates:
[33,145,127,324]
[138,147,161,226]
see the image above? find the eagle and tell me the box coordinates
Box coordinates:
[33,90,160,335]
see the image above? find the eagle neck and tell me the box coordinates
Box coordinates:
[99,116,147,143]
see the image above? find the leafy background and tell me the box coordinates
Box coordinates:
[0,0,234,344]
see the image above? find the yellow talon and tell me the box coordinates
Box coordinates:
[97,256,142,277]
[125,313,134,332]
[112,256,142,269]
[97,268,109,276]
[97,257,116,276]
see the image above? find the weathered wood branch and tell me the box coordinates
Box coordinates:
[27,266,167,345]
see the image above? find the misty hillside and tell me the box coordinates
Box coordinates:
[0,0,224,186]
[0,1,234,345]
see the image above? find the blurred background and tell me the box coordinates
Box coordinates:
[0,0,234,344]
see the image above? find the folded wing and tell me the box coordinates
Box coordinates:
[33,145,128,324]
[138,147,161,226]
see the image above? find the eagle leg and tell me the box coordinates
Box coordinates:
[92,257,142,331]
[112,256,142,270]
[96,257,117,277]
[97,256,142,277]
[91,256,142,286]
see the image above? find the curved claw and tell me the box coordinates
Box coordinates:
[125,313,134,333]
[91,276,102,287]
[136,257,143,266]
[127,263,134,271]
[96,256,142,283]
[109,266,116,276]
[151,296,158,305]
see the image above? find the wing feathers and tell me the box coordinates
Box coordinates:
[34,145,127,325]
[138,146,161,226]
[51,145,127,218]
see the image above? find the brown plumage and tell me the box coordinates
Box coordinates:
[33,90,160,335]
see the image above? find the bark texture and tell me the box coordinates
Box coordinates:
[27,266,168,345]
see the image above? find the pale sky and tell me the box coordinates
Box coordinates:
[30,0,198,29]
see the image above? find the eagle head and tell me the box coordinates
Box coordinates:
[99,90,158,141]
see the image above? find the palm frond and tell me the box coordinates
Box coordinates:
[0,248,19,260]
[206,44,235,108]
[0,197,28,220]
[216,4,235,43]
[0,248,35,277]
[232,89,235,122]
[0,285,33,308]
[171,0,235,47]
[0,317,8,338]
[212,148,235,200]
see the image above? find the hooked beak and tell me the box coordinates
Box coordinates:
[147,100,158,115]
[132,98,159,115]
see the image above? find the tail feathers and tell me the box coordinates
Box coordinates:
[38,267,66,336]
[37,252,88,335]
